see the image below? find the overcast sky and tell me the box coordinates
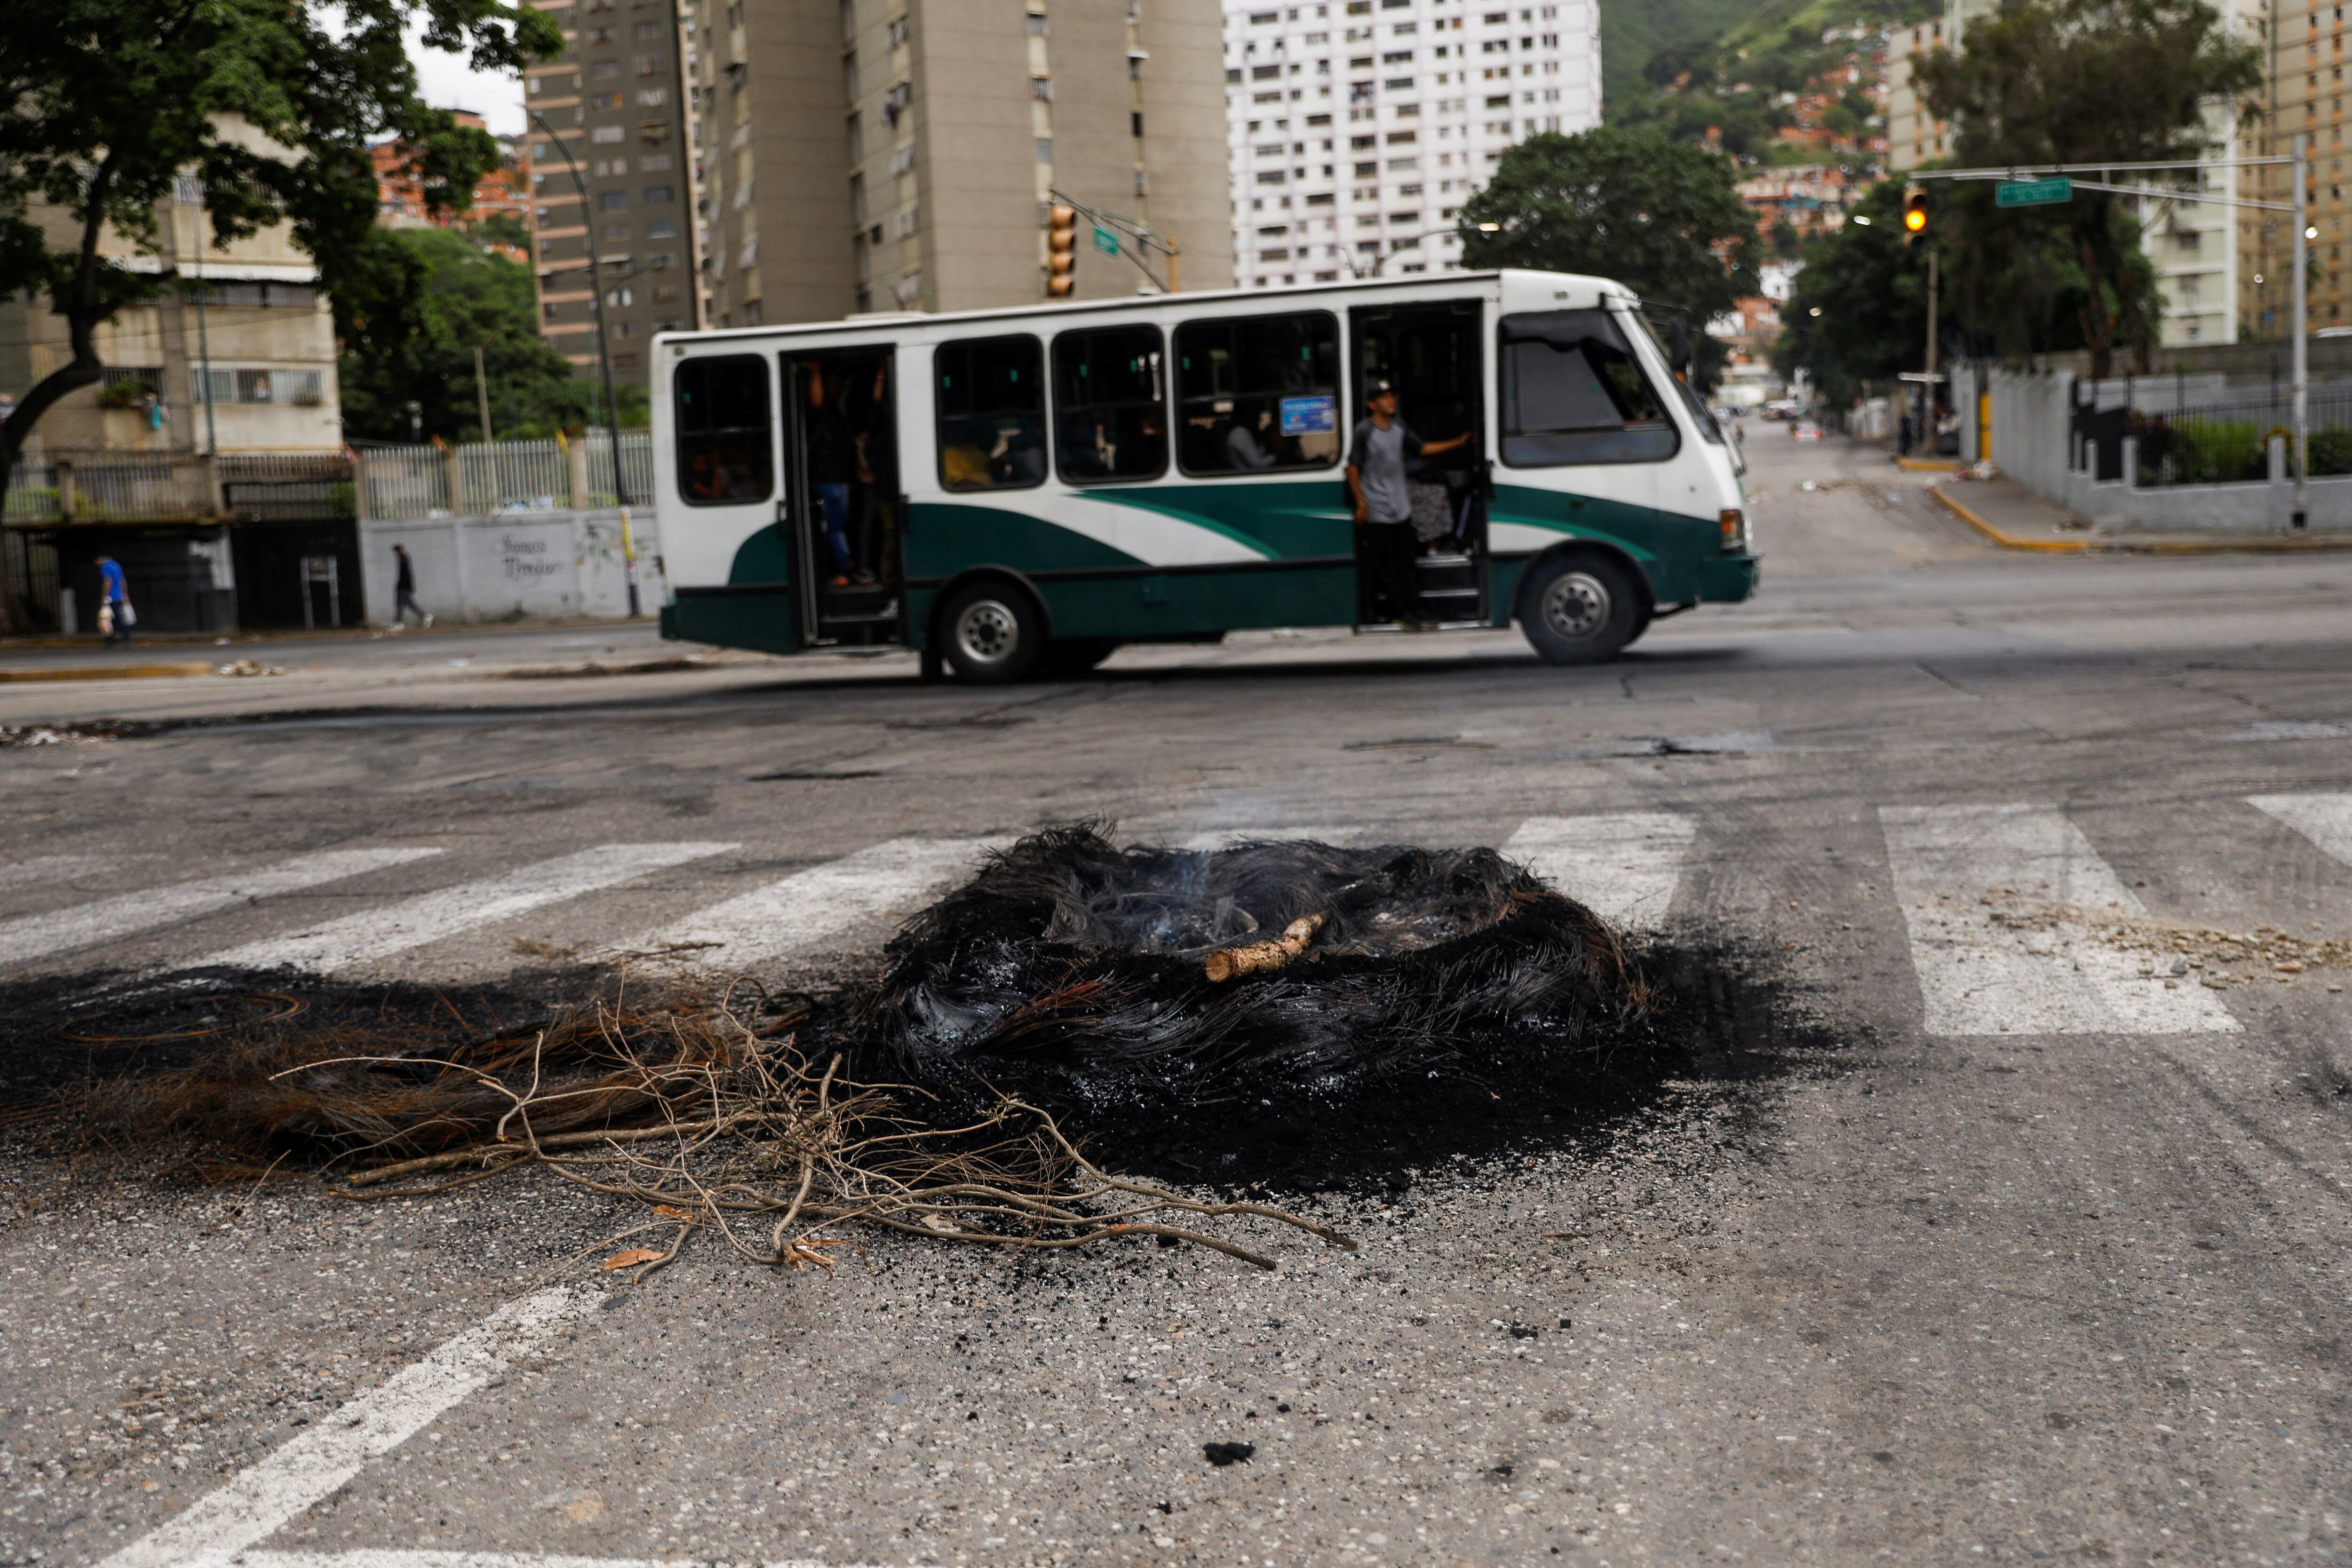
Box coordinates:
[406,21,526,136]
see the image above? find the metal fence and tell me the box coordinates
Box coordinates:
[2135,391,2352,487]
[354,431,654,520]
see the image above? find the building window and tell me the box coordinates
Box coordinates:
[644,185,674,203]
[591,91,623,109]
[600,190,629,210]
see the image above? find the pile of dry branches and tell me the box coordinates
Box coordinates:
[97,987,1352,1277]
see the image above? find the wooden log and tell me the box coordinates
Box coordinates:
[1204,911,1327,983]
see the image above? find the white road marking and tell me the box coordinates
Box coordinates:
[0,852,113,890]
[228,1554,882,1568]
[1504,812,1699,933]
[2248,792,2352,862]
[1880,804,2240,1036]
[199,843,737,975]
[0,848,444,967]
[1177,825,1366,849]
[98,1289,592,1568]
[617,837,999,968]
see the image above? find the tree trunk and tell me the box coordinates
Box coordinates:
[0,153,122,632]
[2074,224,2117,382]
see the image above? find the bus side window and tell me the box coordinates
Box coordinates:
[674,355,774,504]
[1052,325,1167,484]
[1497,309,1680,468]
[1174,312,1342,476]
[936,334,1047,491]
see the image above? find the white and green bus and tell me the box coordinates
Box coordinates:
[652,268,1756,681]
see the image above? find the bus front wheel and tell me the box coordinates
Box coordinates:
[1518,554,1644,665]
[938,580,1046,684]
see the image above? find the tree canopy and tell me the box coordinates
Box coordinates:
[339,226,636,444]
[0,0,559,476]
[1912,0,2260,376]
[1458,127,1760,382]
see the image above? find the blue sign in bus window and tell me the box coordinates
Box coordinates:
[1279,394,1337,435]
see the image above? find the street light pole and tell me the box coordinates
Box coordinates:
[2293,131,2310,528]
[529,108,640,612]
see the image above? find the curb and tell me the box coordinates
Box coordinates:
[0,663,216,683]
[1932,483,2352,554]
[1931,486,2089,553]
[1896,457,1962,472]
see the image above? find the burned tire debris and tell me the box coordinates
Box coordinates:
[14,824,1700,1277]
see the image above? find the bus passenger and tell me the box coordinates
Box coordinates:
[1347,378,1470,629]
[803,363,872,587]
[1226,407,1281,470]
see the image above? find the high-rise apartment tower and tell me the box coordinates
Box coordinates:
[523,0,708,390]
[684,0,1233,330]
[1222,0,1601,287]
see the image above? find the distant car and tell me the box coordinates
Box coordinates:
[1790,420,1822,441]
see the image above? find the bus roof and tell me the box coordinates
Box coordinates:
[653,268,1637,351]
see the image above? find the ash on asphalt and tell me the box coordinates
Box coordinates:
[0,829,1846,1196]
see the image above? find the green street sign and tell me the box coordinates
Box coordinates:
[1092,224,1120,256]
[1996,177,2073,208]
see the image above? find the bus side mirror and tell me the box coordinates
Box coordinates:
[1668,320,1693,374]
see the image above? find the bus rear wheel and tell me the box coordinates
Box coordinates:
[1518,554,1644,665]
[938,580,1046,684]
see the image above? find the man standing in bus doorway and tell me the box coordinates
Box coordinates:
[803,363,873,588]
[1347,379,1469,630]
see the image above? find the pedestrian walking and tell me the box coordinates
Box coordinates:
[390,543,432,629]
[1345,379,1470,630]
[94,553,134,646]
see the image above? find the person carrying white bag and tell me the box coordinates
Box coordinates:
[95,554,135,646]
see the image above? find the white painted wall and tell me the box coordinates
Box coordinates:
[357,509,668,625]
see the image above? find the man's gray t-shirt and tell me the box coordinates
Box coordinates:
[1349,418,1422,524]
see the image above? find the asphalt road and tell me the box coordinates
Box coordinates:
[4,430,2350,1568]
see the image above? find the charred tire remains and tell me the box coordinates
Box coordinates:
[13,826,1807,1273]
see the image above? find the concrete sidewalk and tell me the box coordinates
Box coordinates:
[1931,471,2352,553]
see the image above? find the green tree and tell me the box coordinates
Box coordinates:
[339,226,606,443]
[1458,127,1761,384]
[0,0,560,484]
[1912,0,2260,377]
[1775,181,1937,405]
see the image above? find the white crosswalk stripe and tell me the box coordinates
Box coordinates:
[199,843,736,976]
[1504,812,1699,933]
[2247,792,2352,863]
[1880,804,2239,1036]
[0,847,444,968]
[616,837,1001,970]
[0,853,114,891]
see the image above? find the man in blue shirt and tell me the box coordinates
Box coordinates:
[95,554,132,646]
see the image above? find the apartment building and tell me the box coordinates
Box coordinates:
[1889,0,2249,348]
[2241,0,2352,339]
[679,0,1231,330]
[522,0,707,388]
[1222,0,1601,287]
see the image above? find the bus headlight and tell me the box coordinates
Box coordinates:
[1718,507,1748,552]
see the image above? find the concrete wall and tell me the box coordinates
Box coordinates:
[1986,364,2352,533]
[357,509,667,626]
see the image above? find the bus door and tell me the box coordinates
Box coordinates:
[780,346,903,647]
[1348,299,1487,629]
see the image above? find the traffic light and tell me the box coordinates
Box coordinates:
[1902,185,1929,241]
[1046,204,1077,298]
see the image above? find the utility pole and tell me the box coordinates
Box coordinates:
[474,343,494,443]
[1923,247,1939,440]
[528,108,640,614]
[2293,131,2310,528]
